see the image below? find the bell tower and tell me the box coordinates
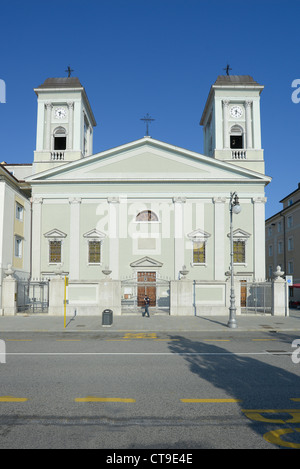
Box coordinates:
[200,75,265,174]
[33,77,97,174]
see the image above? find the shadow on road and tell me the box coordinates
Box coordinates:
[167,334,300,448]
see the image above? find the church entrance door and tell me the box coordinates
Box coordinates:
[137,272,156,307]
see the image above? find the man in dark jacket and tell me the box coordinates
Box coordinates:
[143,295,150,317]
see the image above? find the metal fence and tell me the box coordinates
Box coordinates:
[241,282,272,314]
[17,280,49,313]
[121,277,170,314]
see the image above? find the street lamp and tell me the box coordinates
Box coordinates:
[227,192,241,328]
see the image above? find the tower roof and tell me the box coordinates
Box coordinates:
[214,75,261,86]
[35,77,83,89]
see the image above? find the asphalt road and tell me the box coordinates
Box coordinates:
[0,330,300,450]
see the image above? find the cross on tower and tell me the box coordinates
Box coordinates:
[223,64,232,76]
[140,113,155,136]
[65,66,74,77]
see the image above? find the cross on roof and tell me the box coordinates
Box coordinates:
[140,113,155,136]
[223,64,232,76]
[65,66,74,77]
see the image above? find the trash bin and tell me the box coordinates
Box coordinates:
[102,309,113,326]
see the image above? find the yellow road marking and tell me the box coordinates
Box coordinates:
[264,428,300,449]
[290,398,300,402]
[252,339,277,341]
[123,333,157,339]
[204,339,230,342]
[5,339,32,341]
[154,339,179,341]
[0,396,28,402]
[242,409,300,423]
[56,339,81,341]
[75,397,135,403]
[181,398,242,403]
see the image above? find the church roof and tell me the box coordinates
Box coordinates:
[214,75,261,86]
[35,77,83,89]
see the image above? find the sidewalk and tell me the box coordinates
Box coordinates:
[0,310,300,333]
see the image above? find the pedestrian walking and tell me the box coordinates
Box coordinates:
[143,295,150,317]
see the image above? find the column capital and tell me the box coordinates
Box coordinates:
[67,101,74,109]
[252,197,267,204]
[172,197,186,204]
[45,101,53,110]
[222,99,230,107]
[32,197,43,204]
[245,100,253,107]
[213,197,226,204]
[107,197,120,204]
[69,197,82,204]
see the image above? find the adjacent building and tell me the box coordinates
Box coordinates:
[266,183,300,303]
[0,164,31,312]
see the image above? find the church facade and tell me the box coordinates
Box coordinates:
[3,74,271,315]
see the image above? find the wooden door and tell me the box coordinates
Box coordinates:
[137,272,156,307]
[240,280,247,307]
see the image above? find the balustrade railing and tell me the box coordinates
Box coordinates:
[51,151,65,160]
[232,150,246,159]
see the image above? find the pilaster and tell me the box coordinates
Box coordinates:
[67,101,74,150]
[252,197,267,281]
[245,100,253,149]
[108,197,120,280]
[32,198,43,279]
[69,197,81,280]
[173,197,186,279]
[213,197,226,280]
[222,100,230,149]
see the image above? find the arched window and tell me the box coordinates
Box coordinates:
[230,125,244,149]
[136,210,159,222]
[53,127,67,151]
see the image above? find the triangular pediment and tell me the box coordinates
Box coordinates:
[130,256,163,268]
[26,137,271,184]
[187,228,211,240]
[83,228,106,239]
[44,229,67,238]
[227,228,251,239]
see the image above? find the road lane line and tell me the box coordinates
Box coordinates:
[0,396,28,402]
[204,339,230,342]
[181,398,242,403]
[6,339,32,341]
[75,397,135,403]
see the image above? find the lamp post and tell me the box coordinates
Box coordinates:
[228,192,241,329]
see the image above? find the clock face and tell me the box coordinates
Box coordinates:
[55,107,66,119]
[230,106,243,118]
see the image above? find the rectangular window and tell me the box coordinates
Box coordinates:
[278,221,282,233]
[193,241,206,264]
[268,265,273,279]
[268,245,273,257]
[288,237,294,251]
[16,202,24,221]
[88,240,101,264]
[15,236,22,258]
[49,240,62,263]
[288,261,294,274]
[287,216,293,228]
[233,240,245,263]
[278,241,283,254]
[268,226,272,236]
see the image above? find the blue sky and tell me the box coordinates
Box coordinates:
[0,0,299,219]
